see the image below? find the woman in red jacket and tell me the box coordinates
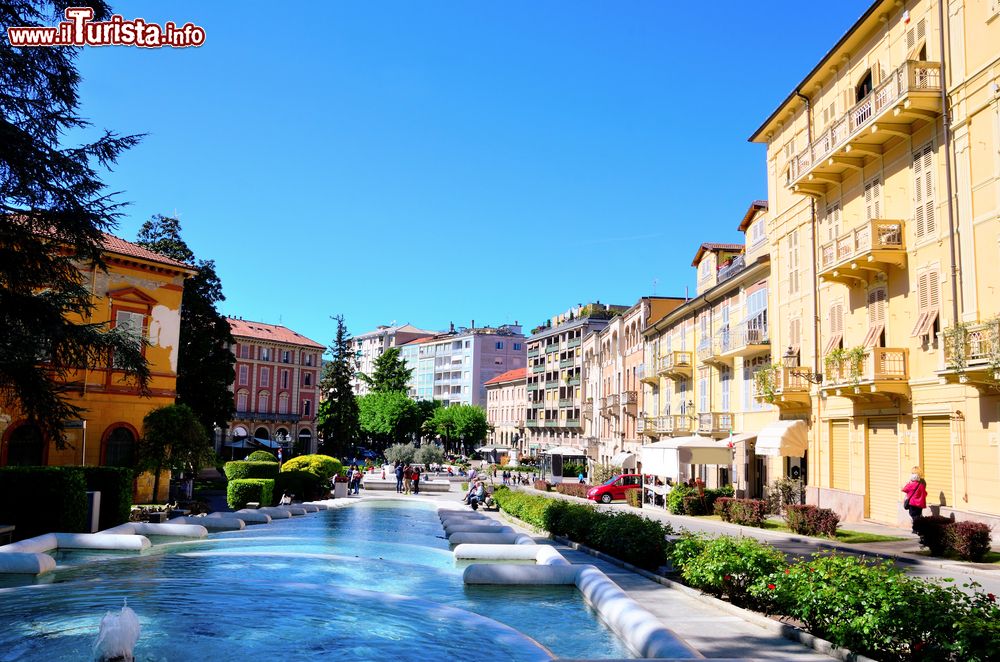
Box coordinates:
[901,466,928,532]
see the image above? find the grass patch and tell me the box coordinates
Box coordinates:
[690,515,905,544]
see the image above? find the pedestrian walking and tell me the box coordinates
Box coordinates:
[403,464,413,495]
[902,466,928,532]
[394,461,404,493]
[412,466,420,495]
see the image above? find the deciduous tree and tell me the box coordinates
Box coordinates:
[357,390,416,449]
[136,403,214,502]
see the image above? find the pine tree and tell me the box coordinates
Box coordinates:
[0,1,149,446]
[359,347,413,393]
[317,315,359,457]
[135,215,235,434]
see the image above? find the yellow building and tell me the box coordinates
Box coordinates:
[0,234,194,502]
[750,0,1000,526]
[641,203,778,492]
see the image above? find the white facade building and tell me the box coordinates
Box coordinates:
[348,323,437,396]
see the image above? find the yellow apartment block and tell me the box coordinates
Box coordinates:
[750,0,1000,526]
[0,234,194,503]
[641,202,783,494]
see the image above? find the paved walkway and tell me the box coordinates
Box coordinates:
[517,486,1000,594]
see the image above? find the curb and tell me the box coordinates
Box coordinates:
[550,534,879,662]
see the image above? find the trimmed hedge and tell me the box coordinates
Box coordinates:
[625,487,643,508]
[533,480,551,492]
[280,454,342,482]
[727,499,769,527]
[274,470,326,501]
[554,482,590,498]
[0,467,88,540]
[785,504,840,537]
[224,461,280,481]
[667,484,733,514]
[227,479,274,509]
[492,488,672,570]
[78,467,133,531]
[246,450,278,463]
[914,515,994,561]
[914,515,953,556]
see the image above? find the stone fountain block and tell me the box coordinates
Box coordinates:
[169,516,245,531]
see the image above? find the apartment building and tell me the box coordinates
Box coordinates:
[484,367,528,453]
[525,303,628,456]
[348,323,437,396]
[228,318,325,454]
[590,297,685,466]
[750,0,1000,526]
[641,208,775,493]
[398,323,526,407]
[0,234,195,502]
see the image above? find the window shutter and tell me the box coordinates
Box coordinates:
[865,288,887,348]
[825,301,844,354]
[789,318,801,351]
[865,177,882,220]
[913,271,940,337]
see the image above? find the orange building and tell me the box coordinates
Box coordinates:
[0,234,194,502]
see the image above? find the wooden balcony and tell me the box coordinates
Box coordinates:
[821,347,910,401]
[937,320,1000,390]
[789,60,942,196]
[818,220,906,285]
[670,414,694,436]
[698,412,733,438]
[716,323,770,362]
[656,351,693,380]
[753,366,813,409]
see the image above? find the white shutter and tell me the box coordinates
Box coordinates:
[865,177,882,220]
[865,288,887,348]
[825,301,844,354]
[913,143,935,239]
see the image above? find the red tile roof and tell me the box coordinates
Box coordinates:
[484,367,527,386]
[100,233,193,270]
[227,317,325,349]
[691,242,745,267]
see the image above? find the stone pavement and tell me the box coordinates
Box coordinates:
[519,486,1000,595]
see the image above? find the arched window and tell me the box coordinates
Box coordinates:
[104,426,136,468]
[278,393,289,414]
[237,390,249,412]
[3,423,45,466]
[254,427,270,440]
[257,391,270,413]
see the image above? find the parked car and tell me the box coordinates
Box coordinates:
[587,474,643,504]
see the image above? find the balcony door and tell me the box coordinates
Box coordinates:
[856,68,873,102]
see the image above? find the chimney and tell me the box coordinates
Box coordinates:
[449,321,455,333]
[471,319,475,329]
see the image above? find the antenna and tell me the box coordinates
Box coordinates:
[652,277,659,295]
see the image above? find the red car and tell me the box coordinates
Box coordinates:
[587,474,643,504]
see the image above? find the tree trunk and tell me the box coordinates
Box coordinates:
[152,460,163,504]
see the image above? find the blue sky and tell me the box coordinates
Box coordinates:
[73,0,871,347]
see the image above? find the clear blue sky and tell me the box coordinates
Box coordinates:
[73,0,871,347]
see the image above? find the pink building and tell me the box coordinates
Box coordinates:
[227,318,325,454]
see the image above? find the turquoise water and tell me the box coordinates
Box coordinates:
[0,500,632,660]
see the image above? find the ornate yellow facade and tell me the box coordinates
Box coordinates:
[0,234,194,502]
[750,0,1000,525]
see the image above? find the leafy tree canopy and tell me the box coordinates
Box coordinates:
[317,315,359,457]
[359,347,412,393]
[384,442,416,465]
[136,403,214,502]
[1,0,148,446]
[357,390,416,448]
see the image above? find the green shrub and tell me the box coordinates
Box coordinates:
[785,504,840,537]
[914,515,953,556]
[625,487,643,508]
[0,467,88,539]
[227,478,274,509]
[682,495,708,515]
[728,499,768,527]
[460,481,469,492]
[668,531,709,573]
[554,482,590,498]
[949,521,993,562]
[280,454,343,482]
[274,470,326,501]
[77,466,133,531]
[666,484,692,514]
[561,462,586,478]
[223,461,280,481]
[246,450,278,463]
[681,535,786,608]
[544,499,599,541]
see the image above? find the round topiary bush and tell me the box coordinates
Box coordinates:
[280,454,343,482]
[224,461,280,481]
[246,450,278,463]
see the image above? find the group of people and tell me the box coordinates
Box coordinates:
[499,470,530,486]
[347,464,364,495]
[393,461,422,495]
[463,480,488,509]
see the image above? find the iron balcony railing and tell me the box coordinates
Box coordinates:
[824,348,909,385]
[716,253,746,283]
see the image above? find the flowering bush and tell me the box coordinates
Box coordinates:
[680,535,786,609]
[714,496,734,521]
[785,504,840,537]
[949,521,993,562]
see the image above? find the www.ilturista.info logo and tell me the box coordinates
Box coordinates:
[7,7,205,48]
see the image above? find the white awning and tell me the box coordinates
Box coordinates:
[755,420,808,457]
[639,441,681,478]
[724,432,757,445]
[543,445,588,456]
[609,451,635,468]
[673,436,734,465]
